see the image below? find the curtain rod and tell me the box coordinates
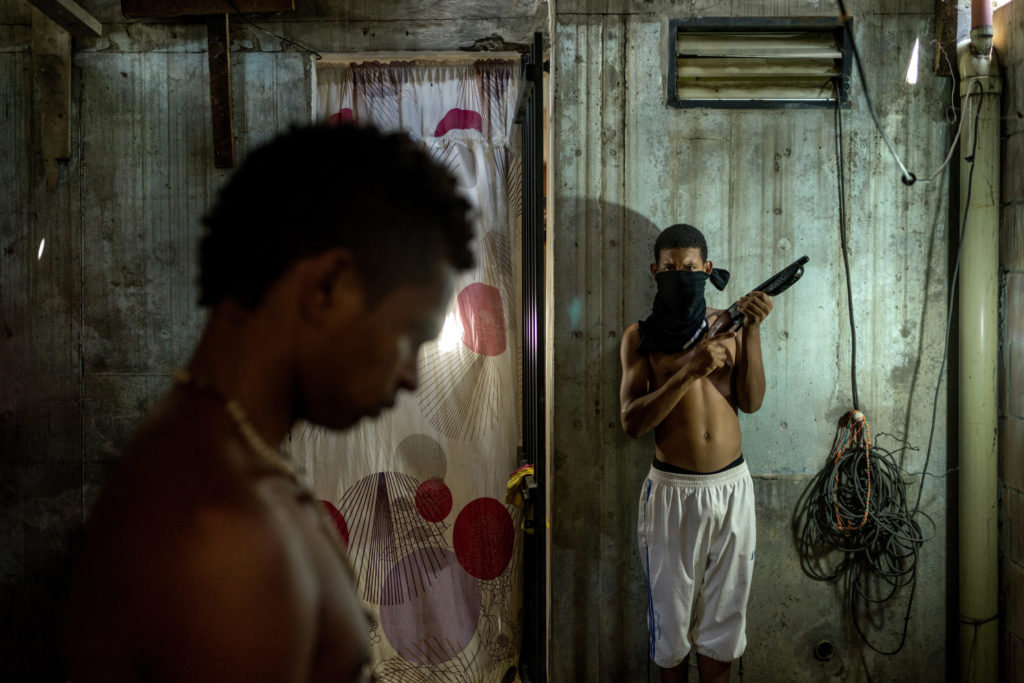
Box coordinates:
[317,51,521,66]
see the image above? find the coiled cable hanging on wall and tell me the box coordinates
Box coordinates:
[795,415,932,655]
[790,72,985,658]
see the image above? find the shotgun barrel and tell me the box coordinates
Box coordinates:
[708,255,809,336]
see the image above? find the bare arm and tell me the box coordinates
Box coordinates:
[734,291,773,413]
[619,323,734,438]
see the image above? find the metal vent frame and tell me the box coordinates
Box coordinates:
[667,16,852,110]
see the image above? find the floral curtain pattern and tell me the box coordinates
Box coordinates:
[292,61,524,683]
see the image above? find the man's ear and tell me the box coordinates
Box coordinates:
[650,262,658,277]
[297,248,364,325]
[704,259,713,274]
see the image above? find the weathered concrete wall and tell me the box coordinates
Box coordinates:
[996,2,1024,680]
[4,0,994,677]
[0,0,546,679]
[1,44,312,683]
[550,1,954,679]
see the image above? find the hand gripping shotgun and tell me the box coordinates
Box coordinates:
[707,255,809,337]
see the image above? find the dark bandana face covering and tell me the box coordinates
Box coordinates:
[636,268,729,355]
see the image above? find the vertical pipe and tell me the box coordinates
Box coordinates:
[970,0,994,57]
[956,29,1001,683]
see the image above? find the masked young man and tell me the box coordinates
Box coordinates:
[619,224,773,683]
[63,124,475,682]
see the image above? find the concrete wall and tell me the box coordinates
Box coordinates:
[7,0,1018,678]
[997,2,1024,680]
[0,0,545,680]
[549,1,955,680]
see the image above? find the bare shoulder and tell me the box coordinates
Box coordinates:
[621,322,640,351]
[620,323,650,374]
[104,395,305,577]
[67,395,320,680]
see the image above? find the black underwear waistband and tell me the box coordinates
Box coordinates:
[652,454,744,476]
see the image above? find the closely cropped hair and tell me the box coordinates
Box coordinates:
[198,124,475,309]
[654,223,708,262]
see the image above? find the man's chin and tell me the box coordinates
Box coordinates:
[309,412,362,432]
[368,401,395,418]
[308,401,395,431]
[355,401,395,422]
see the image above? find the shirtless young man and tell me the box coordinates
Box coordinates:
[619,224,773,683]
[63,125,474,682]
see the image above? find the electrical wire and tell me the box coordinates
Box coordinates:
[903,91,998,678]
[834,80,859,410]
[224,0,323,60]
[917,39,972,185]
[794,58,987,659]
[836,0,915,185]
[934,39,959,121]
[913,88,985,516]
[835,1,984,188]
[919,79,983,185]
[794,423,934,655]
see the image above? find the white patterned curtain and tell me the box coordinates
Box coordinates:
[292,60,524,683]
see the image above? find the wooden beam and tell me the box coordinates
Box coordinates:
[207,14,234,168]
[25,0,101,39]
[31,7,71,189]
[122,0,291,18]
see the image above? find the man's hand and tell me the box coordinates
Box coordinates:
[689,331,736,378]
[737,291,773,328]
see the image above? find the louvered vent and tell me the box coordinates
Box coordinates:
[668,18,851,109]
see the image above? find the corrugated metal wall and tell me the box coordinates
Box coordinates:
[550,1,954,680]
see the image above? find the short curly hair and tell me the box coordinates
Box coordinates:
[198,124,475,308]
[654,223,708,262]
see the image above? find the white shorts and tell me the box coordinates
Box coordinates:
[637,461,756,667]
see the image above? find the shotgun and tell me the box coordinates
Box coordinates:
[708,255,809,337]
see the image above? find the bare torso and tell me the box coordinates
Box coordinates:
[645,309,743,472]
[64,392,371,682]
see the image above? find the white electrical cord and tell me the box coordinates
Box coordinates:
[917,77,984,185]
[838,0,988,188]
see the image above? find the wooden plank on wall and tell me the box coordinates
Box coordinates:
[25,0,101,39]
[207,14,234,168]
